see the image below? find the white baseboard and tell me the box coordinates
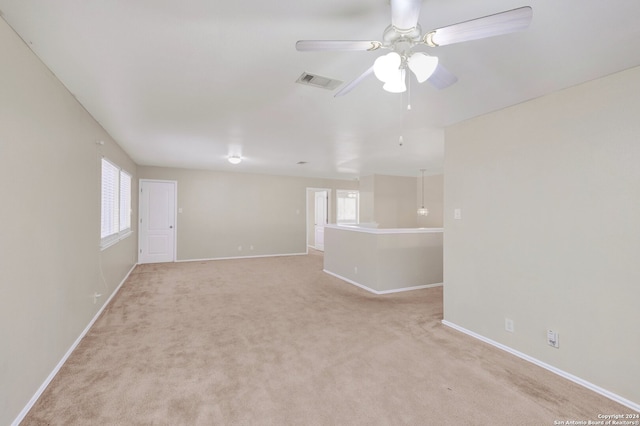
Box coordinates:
[441,320,640,413]
[12,263,137,426]
[176,252,308,263]
[323,269,443,295]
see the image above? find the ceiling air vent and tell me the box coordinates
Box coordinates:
[296,72,342,90]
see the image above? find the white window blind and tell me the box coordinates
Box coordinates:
[336,190,359,224]
[101,158,132,248]
[101,159,119,239]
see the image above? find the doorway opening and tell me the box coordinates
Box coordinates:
[138,179,177,264]
[306,188,331,252]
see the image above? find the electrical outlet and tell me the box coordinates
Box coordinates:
[93,292,102,304]
[505,318,514,332]
[547,330,559,348]
[238,246,242,251]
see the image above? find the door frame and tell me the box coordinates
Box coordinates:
[306,187,331,253]
[138,179,178,264]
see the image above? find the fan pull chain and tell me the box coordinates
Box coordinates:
[398,70,412,147]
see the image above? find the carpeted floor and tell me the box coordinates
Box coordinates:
[22,252,635,425]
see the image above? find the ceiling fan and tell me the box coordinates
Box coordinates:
[296,0,533,97]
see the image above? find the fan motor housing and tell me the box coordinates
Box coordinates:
[382,24,422,45]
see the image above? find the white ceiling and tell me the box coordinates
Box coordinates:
[2,0,640,179]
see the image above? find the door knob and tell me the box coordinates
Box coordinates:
[170,225,173,229]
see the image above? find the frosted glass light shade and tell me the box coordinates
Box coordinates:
[228,155,242,164]
[407,53,438,83]
[373,52,402,83]
[382,68,406,93]
[417,207,429,216]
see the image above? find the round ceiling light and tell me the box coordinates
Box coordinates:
[228,155,242,165]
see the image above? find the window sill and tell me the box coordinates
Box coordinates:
[100,230,133,251]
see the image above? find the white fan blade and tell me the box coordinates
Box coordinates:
[424,6,532,47]
[296,40,382,52]
[391,0,422,30]
[427,63,458,90]
[335,66,375,97]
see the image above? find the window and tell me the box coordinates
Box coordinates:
[101,158,131,248]
[336,190,359,224]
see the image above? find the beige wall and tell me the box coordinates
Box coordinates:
[137,166,355,260]
[306,173,442,232]
[307,174,435,246]
[324,226,443,293]
[0,19,138,425]
[444,66,640,406]
[358,174,438,228]
[358,175,375,224]
[373,175,418,228]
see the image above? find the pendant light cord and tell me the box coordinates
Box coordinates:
[421,169,425,208]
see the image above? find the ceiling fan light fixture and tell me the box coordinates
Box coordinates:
[297,4,533,96]
[407,52,439,83]
[228,155,242,165]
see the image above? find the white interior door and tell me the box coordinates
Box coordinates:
[139,180,176,264]
[314,191,328,251]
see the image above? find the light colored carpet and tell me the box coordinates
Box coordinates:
[22,252,634,425]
